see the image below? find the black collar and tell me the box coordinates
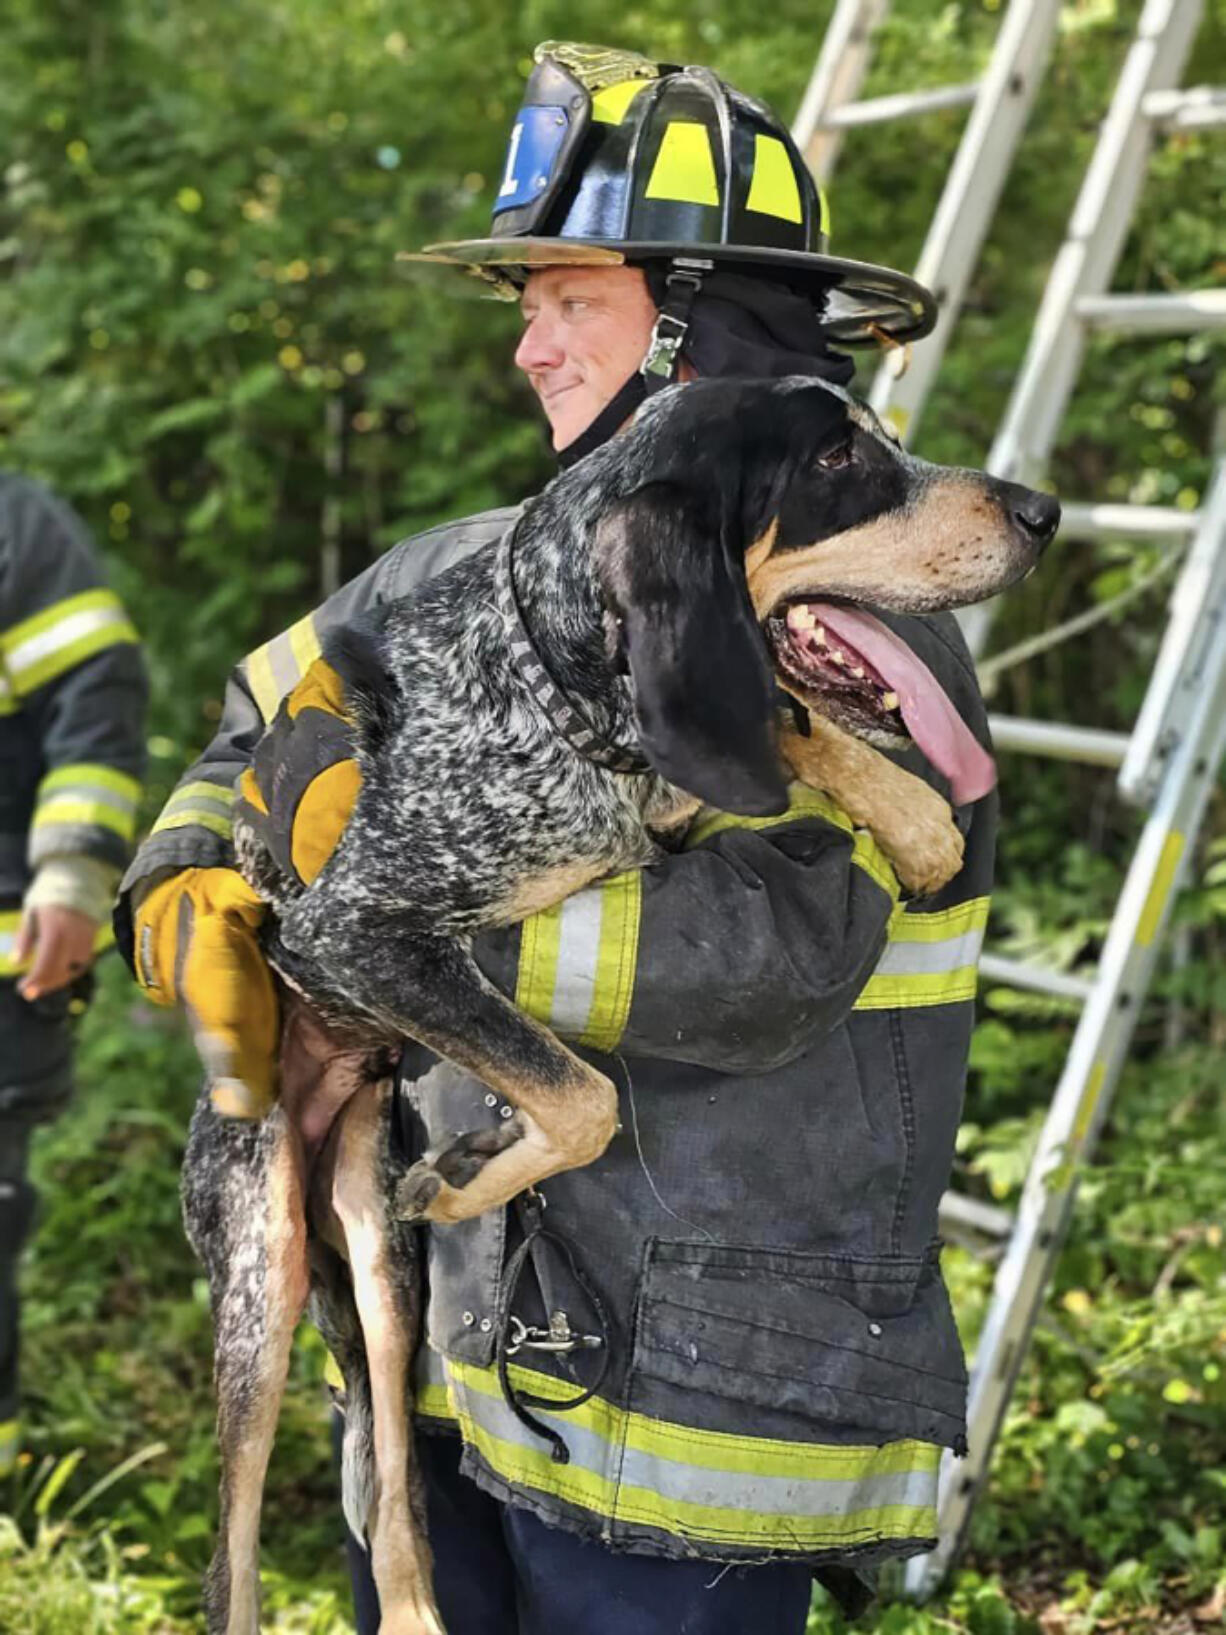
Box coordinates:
[495,523,652,777]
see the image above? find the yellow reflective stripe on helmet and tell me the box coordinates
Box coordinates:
[854,896,989,1011]
[686,785,900,903]
[149,779,237,842]
[746,134,803,224]
[245,613,323,724]
[645,121,720,207]
[591,80,649,124]
[32,763,142,843]
[1,589,138,697]
[515,870,642,1050]
[444,1355,938,1550]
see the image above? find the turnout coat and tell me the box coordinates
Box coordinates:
[0,473,145,1010]
[119,504,994,1573]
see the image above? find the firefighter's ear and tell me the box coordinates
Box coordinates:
[595,481,787,817]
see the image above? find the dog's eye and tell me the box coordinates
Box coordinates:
[817,440,855,472]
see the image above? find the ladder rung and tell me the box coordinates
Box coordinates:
[1075,290,1226,335]
[1143,85,1226,129]
[979,953,1094,1004]
[938,1190,1015,1242]
[819,81,980,128]
[1058,501,1200,543]
[987,716,1131,767]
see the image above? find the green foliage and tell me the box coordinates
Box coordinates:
[2,0,1225,1628]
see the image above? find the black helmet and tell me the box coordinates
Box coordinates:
[407,42,935,347]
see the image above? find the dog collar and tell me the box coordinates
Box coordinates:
[495,524,653,777]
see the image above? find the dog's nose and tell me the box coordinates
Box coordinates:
[1004,484,1060,552]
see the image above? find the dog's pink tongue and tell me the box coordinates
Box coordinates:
[813,604,997,805]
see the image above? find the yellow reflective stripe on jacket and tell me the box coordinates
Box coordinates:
[32,763,142,844]
[1,589,139,697]
[439,1353,938,1551]
[245,613,323,724]
[854,896,989,1011]
[0,1417,18,1476]
[0,910,22,976]
[686,785,901,903]
[515,871,642,1051]
[149,780,237,843]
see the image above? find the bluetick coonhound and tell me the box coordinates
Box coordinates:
[182,376,1058,1633]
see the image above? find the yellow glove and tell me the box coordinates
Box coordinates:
[133,867,279,1119]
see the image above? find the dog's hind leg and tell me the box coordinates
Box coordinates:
[315,1079,444,1635]
[309,922,619,1225]
[184,1103,309,1635]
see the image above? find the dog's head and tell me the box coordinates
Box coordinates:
[594,377,1058,816]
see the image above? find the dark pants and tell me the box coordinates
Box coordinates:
[0,977,78,1441]
[341,1422,814,1635]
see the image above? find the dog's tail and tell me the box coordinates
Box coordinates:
[308,1242,376,1548]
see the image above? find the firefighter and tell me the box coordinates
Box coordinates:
[119,45,989,1635]
[1,473,147,1477]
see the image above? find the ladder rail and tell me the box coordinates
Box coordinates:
[987,0,1205,491]
[905,631,1226,1597]
[792,0,890,185]
[868,0,1063,442]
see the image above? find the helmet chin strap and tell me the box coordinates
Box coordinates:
[556,259,710,470]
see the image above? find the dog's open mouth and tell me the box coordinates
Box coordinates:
[766,599,997,805]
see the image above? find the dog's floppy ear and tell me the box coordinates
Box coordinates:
[596,481,787,816]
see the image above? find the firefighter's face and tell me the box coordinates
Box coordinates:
[515,266,661,451]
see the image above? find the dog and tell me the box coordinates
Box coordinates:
[182,376,1058,1633]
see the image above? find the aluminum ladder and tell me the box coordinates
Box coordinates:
[898,0,1226,1594]
[792,0,1063,444]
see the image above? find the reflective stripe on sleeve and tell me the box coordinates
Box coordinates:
[854,896,989,1011]
[244,614,322,724]
[0,910,22,976]
[0,1417,18,1476]
[31,763,142,845]
[1,589,139,696]
[441,1354,938,1551]
[515,871,642,1051]
[686,785,900,902]
[149,779,238,843]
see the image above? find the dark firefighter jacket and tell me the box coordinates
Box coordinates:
[1,473,146,975]
[117,504,995,1573]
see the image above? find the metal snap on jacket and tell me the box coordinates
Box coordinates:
[480,1318,493,1333]
[868,1322,883,1338]
[485,1092,498,1107]
[462,1311,475,1326]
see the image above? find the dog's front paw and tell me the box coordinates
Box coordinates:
[886,809,965,898]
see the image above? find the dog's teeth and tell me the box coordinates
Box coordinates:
[882,691,899,711]
[850,665,865,679]
[813,624,827,646]
[830,648,846,667]
[788,604,816,630]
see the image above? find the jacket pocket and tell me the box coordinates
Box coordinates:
[629,1240,967,1449]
